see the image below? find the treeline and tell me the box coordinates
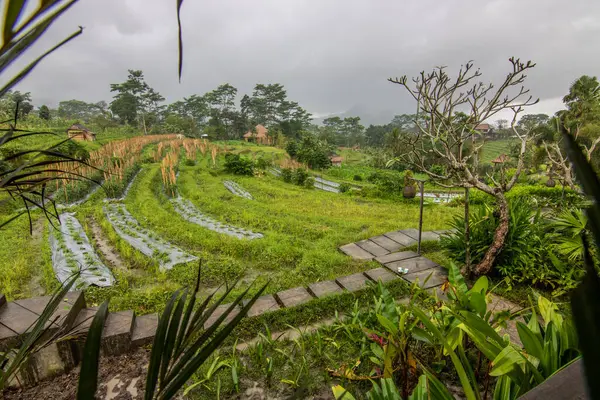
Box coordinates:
[0,70,313,141]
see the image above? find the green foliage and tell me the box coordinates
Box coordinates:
[294,168,309,185]
[353,174,363,181]
[223,153,254,176]
[38,105,50,120]
[255,156,272,170]
[280,167,293,183]
[339,183,351,193]
[285,140,298,158]
[367,170,404,194]
[441,201,585,295]
[304,176,315,189]
[460,184,583,208]
[294,133,333,169]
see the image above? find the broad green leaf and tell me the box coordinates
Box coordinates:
[370,342,384,360]
[412,326,434,345]
[516,322,543,360]
[527,307,542,343]
[490,345,524,377]
[332,385,357,400]
[448,262,468,295]
[538,296,563,329]
[443,327,462,356]
[376,314,398,336]
[458,311,506,347]
[470,276,489,295]
[468,292,487,317]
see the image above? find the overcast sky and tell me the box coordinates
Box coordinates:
[4,0,600,124]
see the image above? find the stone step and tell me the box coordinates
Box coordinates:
[72,308,135,357]
[0,291,85,351]
[0,293,6,308]
[131,313,158,347]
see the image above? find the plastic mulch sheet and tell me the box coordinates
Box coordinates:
[223,180,253,199]
[313,177,340,193]
[171,196,263,240]
[104,203,197,270]
[49,212,115,289]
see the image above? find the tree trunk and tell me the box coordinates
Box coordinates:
[474,193,509,276]
[464,187,471,279]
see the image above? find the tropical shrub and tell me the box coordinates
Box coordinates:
[294,134,333,169]
[339,182,351,193]
[280,167,293,183]
[255,156,272,170]
[441,201,585,295]
[353,174,363,181]
[304,176,315,189]
[224,153,254,176]
[294,168,309,185]
[367,170,404,194]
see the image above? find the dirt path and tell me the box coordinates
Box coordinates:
[88,217,126,271]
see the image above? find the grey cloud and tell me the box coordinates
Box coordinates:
[5,0,600,125]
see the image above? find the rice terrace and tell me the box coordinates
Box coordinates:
[1,0,599,399]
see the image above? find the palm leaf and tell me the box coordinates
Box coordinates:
[76,301,109,399]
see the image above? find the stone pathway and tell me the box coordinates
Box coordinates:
[339,229,447,261]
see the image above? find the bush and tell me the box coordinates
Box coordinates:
[255,157,272,170]
[458,185,584,208]
[441,200,584,294]
[353,174,363,181]
[280,168,293,183]
[224,153,254,176]
[184,159,195,166]
[285,141,298,158]
[367,170,404,194]
[339,183,351,193]
[304,176,315,189]
[294,168,309,185]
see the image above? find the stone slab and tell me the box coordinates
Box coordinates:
[0,302,40,349]
[375,251,419,264]
[370,235,404,252]
[14,291,85,330]
[356,239,389,257]
[131,313,158,347]
[276,287,314,308]
[403,267,448,289]
[420,231,441,241]
[243,295,280,317]
[385,256,438,275]
[336,273,371,292]
[383,231,417,246]
[433,230,449,235]
[102,310,134,356]
[399,228,420,240]
[339,243,374,260]
[204,304,240,329]
[364,268,400,284]
[519,359,587,400]
[308,280,343,298]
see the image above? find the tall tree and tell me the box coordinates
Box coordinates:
[205,83,237,139]
[389,58,538,276]
[0,90,33,120]
[38,105,50,120]
[110,70,164,134]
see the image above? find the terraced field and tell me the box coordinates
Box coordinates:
[0,137,458,314]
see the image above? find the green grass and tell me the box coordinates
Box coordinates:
[479,139,516,165]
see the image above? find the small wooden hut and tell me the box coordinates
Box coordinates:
[66,124,96,141]
[243,124,271,145]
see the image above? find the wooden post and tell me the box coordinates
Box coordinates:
[465,187,471,277]
[417,180,425,255]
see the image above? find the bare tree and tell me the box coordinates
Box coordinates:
[388,58,538,276]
